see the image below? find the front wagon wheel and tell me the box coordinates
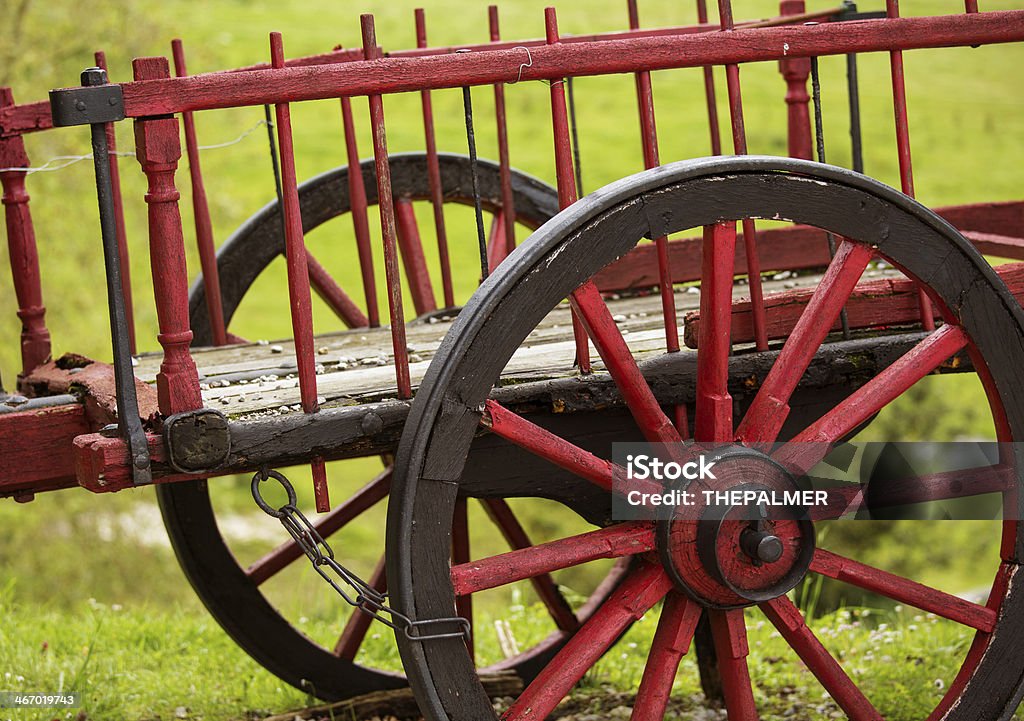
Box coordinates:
[388,157,1024,721]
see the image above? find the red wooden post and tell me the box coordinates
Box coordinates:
[268,33,330,511]
[695,0,723,155]
[361,14,413,400]
[545,7,592,375]
[132,57,202,414]
[886,0,935,331]
[777,0,813,160]
[0,89,50,381]
[627,0,680,355]
[94,51,137,354]
[414,9,456,307]
[338,94,380,327]
[489,6,517,260]
[171,39,229,346]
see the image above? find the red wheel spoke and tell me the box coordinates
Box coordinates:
[484,399,646,492]
[570,281,682,446]
[810,463,1015,521]
[736,240,873,444]
[776,324,968,474]
[246,468,391,585]
[695,222,738,443]
[487,211,509,271]
[451,522,656,596]
[483,498,579,633]
[707,609,759,721]
[631,592,702,721]
[305,249,369,329]
[394,198,437,316]
[334,554,387,660]
[811,549,996,632]
[502,563,671,721]
[761,596,883,721]
[453,496,474,660]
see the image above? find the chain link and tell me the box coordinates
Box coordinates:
[251,467,471,643]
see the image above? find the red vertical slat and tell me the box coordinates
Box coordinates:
[170,40,229,347]
[338,94,380,327]
[489,5,517,261]
[545,7,591,375]
[361,15,413,399]
[414,9,456,308]
[776,1,813,160]
[627,0,680,355]
[886,0,935,330]
[268,33,329,510]
[696,0,723,155]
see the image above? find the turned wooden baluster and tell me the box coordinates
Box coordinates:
[0,88,51,382]
[132,57,202,414]
[777,0,813,160]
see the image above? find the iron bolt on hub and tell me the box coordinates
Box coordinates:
[657,447,816,608]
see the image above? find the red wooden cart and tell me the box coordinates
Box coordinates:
[5,0,1024,718]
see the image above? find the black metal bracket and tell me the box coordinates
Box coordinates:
[54,68,151,485]
[163,409,232,474]
[49,77,124,127]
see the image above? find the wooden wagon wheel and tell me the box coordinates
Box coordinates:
[156,152,632,700]
[388,156,1024,721]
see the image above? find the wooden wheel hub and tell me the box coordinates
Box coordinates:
[657,448,816,608]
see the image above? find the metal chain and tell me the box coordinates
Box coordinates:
[251,467,470,643]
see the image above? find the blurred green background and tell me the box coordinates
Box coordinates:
[0,0,1022,719]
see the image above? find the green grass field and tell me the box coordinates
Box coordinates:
[1,0,1023,719]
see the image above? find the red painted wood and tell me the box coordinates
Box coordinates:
[268,34,330,509]
[811,549,997,631]
[451,522,656,596]
[305,249,369,328]
[0,99,52,138]
[502,563,671,721]
[628,0,679,356]
[338,95,380,327]
[696,0,723,156]
[95,51,138,355]
[394,198,437,316]
[545,8,591,375]
[686,261,1024,348]
[0,404,90,497]
[414,9,455,308]
[707,608,760,720]
[966,0,979,11]
[695,222,736,443]
[484,399,618,491]
[73,430,193,493]
[335,554,387,660]
[132,57,202,415]
[362,15,412,400]
[593,201,1024,292]
[92,13,1024,117]
[482,498,579,633]
[486,212,508,271]
[778,1,813,161]
[810,464,1015,521]
[735,240,873,444]
[631,592,702,720]
[171,40,228,347]
[887,0,935,332]
[570,282,683,446]
[761,596,882,721]
[490,6,517,260]
[0,90,50,379]
[246,468,391,585]
[777,324,969,473]
[717,8,769,353]
[452,496,474,660]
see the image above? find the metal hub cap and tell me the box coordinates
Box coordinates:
[657,447,816,608]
